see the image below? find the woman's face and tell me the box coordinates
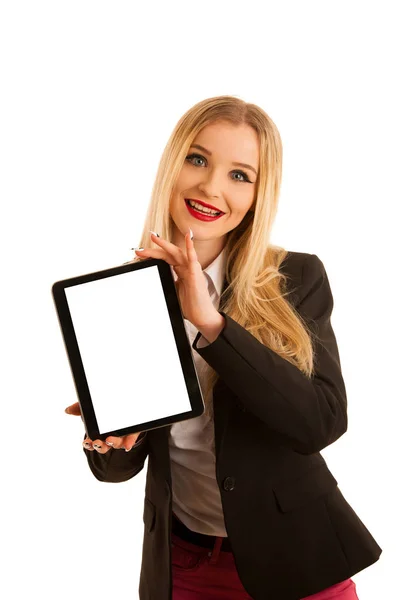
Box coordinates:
[170,120,259,246]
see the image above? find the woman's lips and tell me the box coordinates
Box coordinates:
[186,198,225,213]
[184,199,225,221]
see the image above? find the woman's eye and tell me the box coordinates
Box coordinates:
[186,154,206,167]
[232,172,247,182]
[185,153,251,183]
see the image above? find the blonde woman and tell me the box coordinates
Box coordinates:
[65,96,382,599]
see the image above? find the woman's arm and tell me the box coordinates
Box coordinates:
[83,431,149,483]
[192,253,347,455]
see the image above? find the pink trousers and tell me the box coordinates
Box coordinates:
[171,531,359,600]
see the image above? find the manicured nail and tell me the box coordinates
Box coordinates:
[131,247,144,252]
[189,228,193,240]
[105,441,114,446]
[84,442,92,449]
[149,230,160,237]
[125,446,132,452]
[93,444,101,449]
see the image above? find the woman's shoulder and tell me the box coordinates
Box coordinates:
[279,250,318,306]
[280,249,312,277]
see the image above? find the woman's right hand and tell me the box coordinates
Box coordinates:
[65,402,144,453]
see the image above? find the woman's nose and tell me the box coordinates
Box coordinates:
[197,168,224,198]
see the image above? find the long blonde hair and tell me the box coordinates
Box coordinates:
[132,95,316,419]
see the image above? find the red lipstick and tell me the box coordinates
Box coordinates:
[185,199,225,222]
[186,198,225,213]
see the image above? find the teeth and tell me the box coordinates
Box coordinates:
[188,200,221,215]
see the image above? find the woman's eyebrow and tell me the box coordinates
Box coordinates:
[190,143,258,176]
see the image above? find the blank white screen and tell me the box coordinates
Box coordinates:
[65,265,192,434]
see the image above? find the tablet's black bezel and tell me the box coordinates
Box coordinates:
[52,257,205,441]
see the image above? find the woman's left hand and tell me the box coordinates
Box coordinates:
[134,231,219,330]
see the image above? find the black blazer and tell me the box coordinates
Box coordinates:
[83,250,382,600]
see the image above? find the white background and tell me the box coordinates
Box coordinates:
[1,1,398,599]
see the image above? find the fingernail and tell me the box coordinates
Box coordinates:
[149,230,160,237]
[84,442,92,449]
[131,247,144,252]
[125,446,132,452]
[189,228,193,240]
[105,441,114,446]
[93,444,101,449]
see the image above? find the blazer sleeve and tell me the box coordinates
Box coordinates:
[83,431,149,483]
[192,253,347,455]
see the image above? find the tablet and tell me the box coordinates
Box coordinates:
[52,257,205,441]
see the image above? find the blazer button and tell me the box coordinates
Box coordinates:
[223,477,236,491]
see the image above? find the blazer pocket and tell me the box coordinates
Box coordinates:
[272,464,338,513]
[143,497,156,532]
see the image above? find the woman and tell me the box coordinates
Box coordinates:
[65,95,382,599]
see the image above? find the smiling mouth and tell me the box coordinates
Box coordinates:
[184,198,224,215]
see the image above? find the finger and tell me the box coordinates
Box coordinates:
[186,231,199,264]
[83,437,94,451]
[65,402,81,416]
[185,233,201,273]
[134,247,160,257]
[104,435,127,450]
[136,247,184,270]
[148,233,185,264]
[91,438,111,454]
[104,432,141,451]
[123,432,142,451]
